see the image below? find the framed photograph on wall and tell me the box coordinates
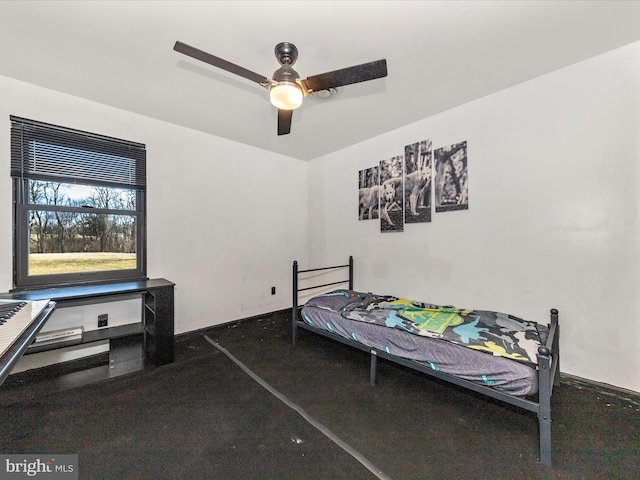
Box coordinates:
[404,139,432,223]
[434,141,468,212]
[379,155,404,232]
[358,166,379,220]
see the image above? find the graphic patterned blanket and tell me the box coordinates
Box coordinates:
[306,290,546,367]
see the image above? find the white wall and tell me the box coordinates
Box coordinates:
[307,41,640,393]
[0,75,309,335]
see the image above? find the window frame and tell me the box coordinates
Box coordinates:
[10,116,147,290]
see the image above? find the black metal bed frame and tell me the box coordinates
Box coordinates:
[292,256,560,467]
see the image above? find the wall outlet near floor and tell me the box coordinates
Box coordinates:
[271,286,276,295]
[98,314,108,328]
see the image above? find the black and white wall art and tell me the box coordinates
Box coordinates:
[379,155,404,232]
[358,139,468,232]
[434,141,468,212]
[358,166,379,220]
[403,139,432,224]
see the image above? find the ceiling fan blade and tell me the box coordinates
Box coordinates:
[174,41,271,87]
[302,59,387,92]
[278,109,293,136]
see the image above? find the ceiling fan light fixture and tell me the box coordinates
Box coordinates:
[270,82,303,110]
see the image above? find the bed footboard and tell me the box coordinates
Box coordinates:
[536,308,560,467]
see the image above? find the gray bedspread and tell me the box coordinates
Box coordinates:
[301,290,545,396]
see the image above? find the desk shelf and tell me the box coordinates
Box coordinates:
[27,323,145,354]
[143,284,174,367]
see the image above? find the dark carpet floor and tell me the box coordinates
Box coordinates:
[1,312,639,479]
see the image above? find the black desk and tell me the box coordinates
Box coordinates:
[1,278,175,369]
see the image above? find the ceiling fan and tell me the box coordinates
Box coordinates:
[173,41,388,136]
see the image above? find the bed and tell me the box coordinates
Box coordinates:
[291,257,560,467]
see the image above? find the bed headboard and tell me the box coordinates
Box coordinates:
[291,256,353,343]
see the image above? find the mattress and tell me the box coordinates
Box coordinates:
[301,290,547,396]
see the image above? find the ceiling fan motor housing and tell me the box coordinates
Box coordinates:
[272,64,300,83]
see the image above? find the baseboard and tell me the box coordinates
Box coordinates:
[560,373,640,401]
[175,308,290,343]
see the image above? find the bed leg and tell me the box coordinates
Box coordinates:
[292,260,299,347]
[291,305,300,347]
[292,319,298,347]
[537,347,552,467]
[538,411,552,467]
[370,351,377,386]
[369,350,378,387]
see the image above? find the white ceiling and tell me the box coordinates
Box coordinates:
[1,1,639,161]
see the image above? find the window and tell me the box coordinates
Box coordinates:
[10,116,146,289]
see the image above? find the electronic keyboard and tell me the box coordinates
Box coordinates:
[0,299,56,386]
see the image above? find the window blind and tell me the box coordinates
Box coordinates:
[10,116,146,190]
